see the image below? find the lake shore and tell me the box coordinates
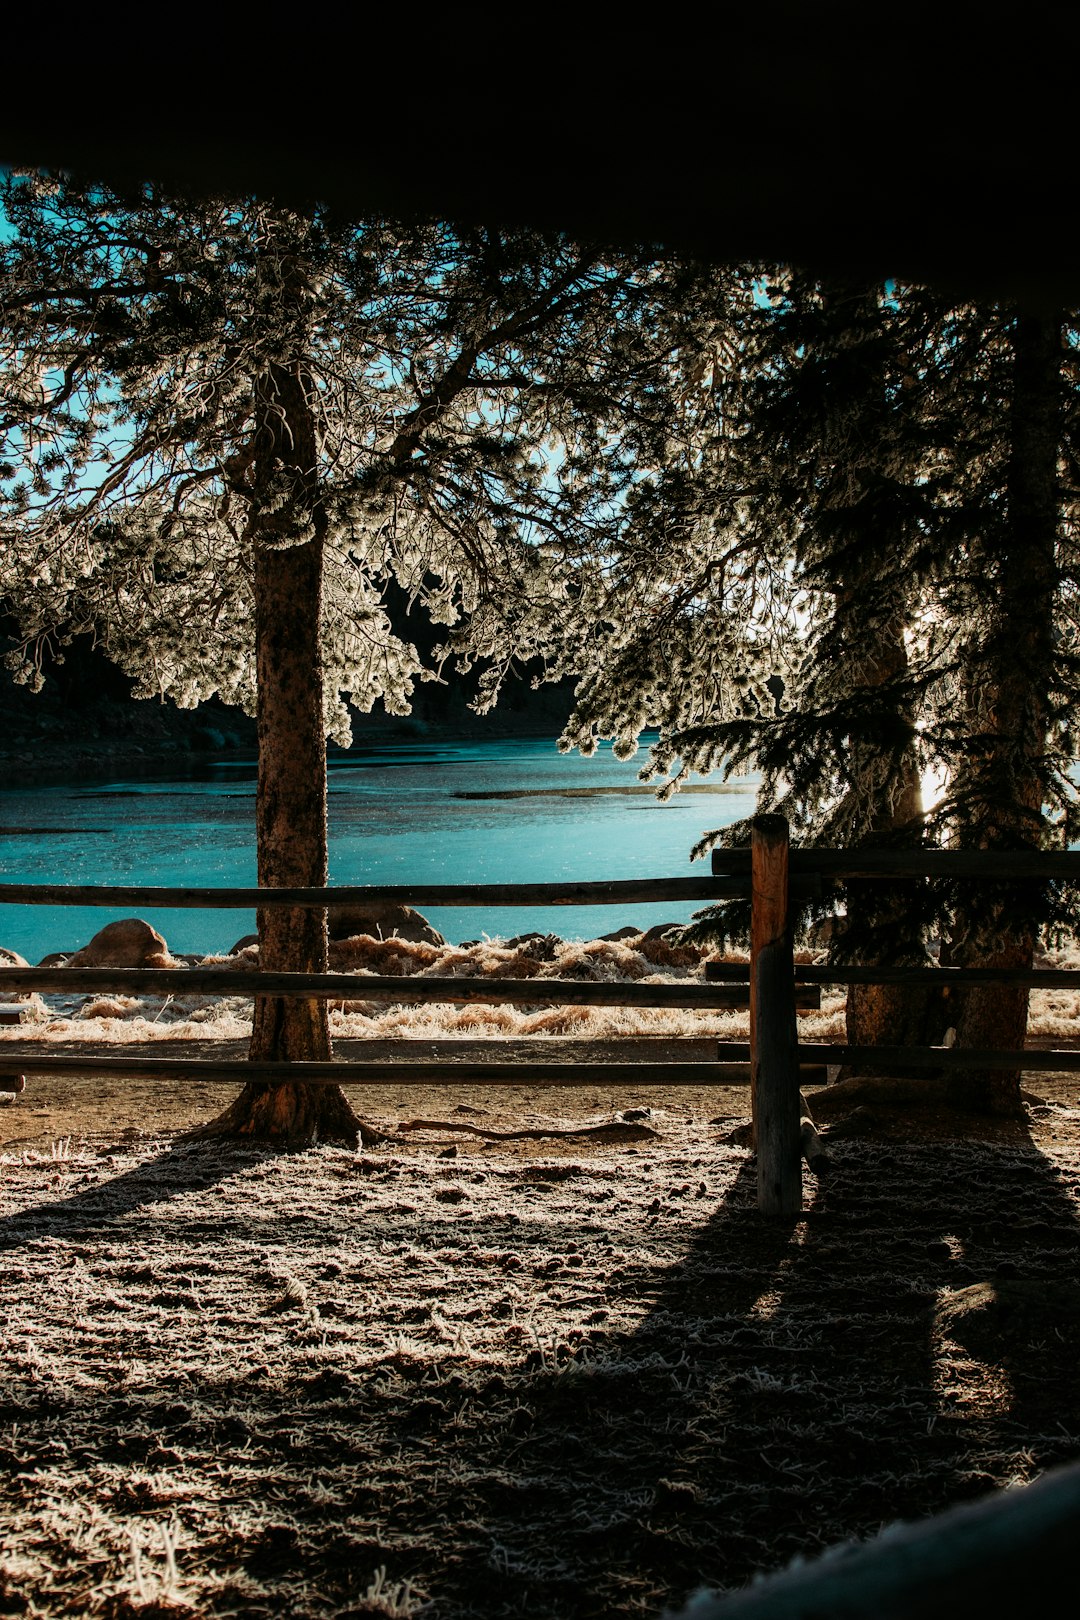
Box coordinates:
[1,645,578,788]
[0,708,576,790]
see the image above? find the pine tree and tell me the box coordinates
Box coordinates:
[919,305,1075,1110]
[539,269,946,1000]
[714,273,949,1063]
[525,268,1080,1113]
[0,173,667,1143]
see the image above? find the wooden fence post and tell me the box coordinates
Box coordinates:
[751,815,802,1216]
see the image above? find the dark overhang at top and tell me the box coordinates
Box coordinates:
[2,6,1071,309]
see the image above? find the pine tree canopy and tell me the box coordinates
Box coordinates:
[0,172,680,740]
[4,174,1080,970]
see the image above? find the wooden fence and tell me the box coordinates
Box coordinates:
[4,815,1080,1213]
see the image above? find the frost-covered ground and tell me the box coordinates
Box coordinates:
[4,935,1080,1617]
[3,1097,1080,1620]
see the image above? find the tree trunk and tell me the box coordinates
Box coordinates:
[949,312,1061,1114]
[842,615,946,1067]
[197,332,364,1145]
[249,523,332,1068]
[202,529,363,1144]
[814,280,944,1071]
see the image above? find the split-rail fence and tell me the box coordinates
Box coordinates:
[4,813,1080,1213]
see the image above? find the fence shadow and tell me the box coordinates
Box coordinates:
[430,1123,1080,1617]
[0,1137,263,1252]
[2,1111,1080,1619]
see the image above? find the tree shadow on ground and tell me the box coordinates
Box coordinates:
[4,1116,1080,1620]
[424,1127,1080,1618]
[0,1138,262,1252]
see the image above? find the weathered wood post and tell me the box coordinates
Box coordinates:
[750,814,802,1215]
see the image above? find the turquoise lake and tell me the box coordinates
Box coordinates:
[0,737,758,963]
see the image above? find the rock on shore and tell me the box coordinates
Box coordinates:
[64,918,179,969]
[327,904,446,947]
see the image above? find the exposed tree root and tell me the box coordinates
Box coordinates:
[186,1080,386,1148]
[804,1072,1027,1122]
[369,1116,661,1145]
[799,1116,830,1174]
[715,1074,1036,1149]
[804,1074,957,1119]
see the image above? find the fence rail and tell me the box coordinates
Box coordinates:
[3,825,1080,1212]
[0,877,739,909]
[0,965,822,1011]
[0,1054,739,1086]
[712,845,1080,878]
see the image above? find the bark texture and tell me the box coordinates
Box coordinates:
[199,298,363,1145]
[950,313,1061,1113]
[814,281,944,1069]
[248,505,331,1066]
[842,609,945,1065]
[202,524,362,1146]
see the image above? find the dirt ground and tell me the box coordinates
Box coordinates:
[3,1046,1080,1619]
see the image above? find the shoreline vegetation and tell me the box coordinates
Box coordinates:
[0,635,579,788]
[2,923,811,1049]
[6,915,1080,1055]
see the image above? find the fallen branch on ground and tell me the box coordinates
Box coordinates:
[370,1117,661,1143]
[799,1117,830,1174]
[804,1074,955,1117]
